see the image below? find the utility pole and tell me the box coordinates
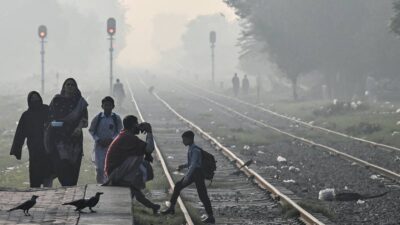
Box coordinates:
[209,31,216,84]
[38,25,47,95]
[107,18,116,95]
[56,72,60,89]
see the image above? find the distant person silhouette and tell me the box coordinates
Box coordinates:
[242,75,249,95]
[10,91,53,188]
[232,73,240,97]
[113,79,126,108]
[256,74,262,102]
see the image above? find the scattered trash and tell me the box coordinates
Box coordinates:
[392,131,400,136]
[175,129,180,133]
[396,121,400,126]
[350,102,358,110]
[6,167,15,171]
[167,156,174,159]
[277,156,287,163]
[230,145,236,149]
[257,150,265,154]
[319,188,335,201]
[396,108,400,113]
[262,166,277,170]
[370,175,383,180]
[243,145,250,150]
[165,201,171,207]
[288,166,300,172]
[283,179,296,183]
[281,165,288,169]
[356,200,365,204]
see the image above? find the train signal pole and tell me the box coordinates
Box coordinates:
[38,25,47,94]
[107,18,116,95]
[209,31,216,84]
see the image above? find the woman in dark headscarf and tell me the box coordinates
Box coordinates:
[45,78,88,186]
[10,91,53,188]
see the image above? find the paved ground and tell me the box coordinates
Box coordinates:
[0,184,133,225]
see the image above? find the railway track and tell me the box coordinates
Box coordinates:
[137,75,400,225]
[126,78,326,225]
[175,79,400,174]
[179,79,400,154]
[170,82,400,184]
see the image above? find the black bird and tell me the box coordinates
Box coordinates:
[239,159,254,169]
[62,192,104,213]
[86,192,104,212]
[8,195,39,216]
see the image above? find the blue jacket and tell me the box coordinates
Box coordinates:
[185,144,202,178]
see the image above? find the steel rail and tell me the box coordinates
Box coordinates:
[125,79,194,225]
[174,84,400,183]
[180,79,400,153]
[137,78,325,225]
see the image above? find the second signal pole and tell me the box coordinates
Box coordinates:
[107,18,116,95]
[38,25,47,95]
[209,31,216,85]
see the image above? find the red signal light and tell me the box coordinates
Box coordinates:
[38,25,47,39]
[107,18,116,36]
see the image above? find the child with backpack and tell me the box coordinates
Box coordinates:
[89,96,122,184]
[162,130,216,224]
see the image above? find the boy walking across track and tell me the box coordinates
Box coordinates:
[162,130,215,224]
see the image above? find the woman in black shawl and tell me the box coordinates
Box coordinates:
[46,78,88,186]
[10,91,53,188]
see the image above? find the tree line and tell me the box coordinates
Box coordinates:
[225,0,400,100]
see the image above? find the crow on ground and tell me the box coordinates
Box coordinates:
[62,192,104,213]
[8,195,39,216]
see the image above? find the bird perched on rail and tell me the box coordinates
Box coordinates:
[8,195,39,216]
[230,159,255,175]
[62,192,104,213]
[238,159,255,169]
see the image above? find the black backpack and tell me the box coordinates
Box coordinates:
[196,147,217,180]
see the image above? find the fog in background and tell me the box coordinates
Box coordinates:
[1,0,400,102]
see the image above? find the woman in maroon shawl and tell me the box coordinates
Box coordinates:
[45,78,88,186]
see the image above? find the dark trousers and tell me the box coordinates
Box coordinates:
[130,186,157,209]
[53,155,82,186]
[170,169,213,216]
